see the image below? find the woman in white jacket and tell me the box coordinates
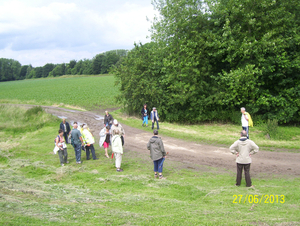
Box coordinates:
[99,125,111,158]
[111,130,123,172]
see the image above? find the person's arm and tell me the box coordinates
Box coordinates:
[229,141,238,155]
[147,140,151,150]
[159,138,166,157]
[244,113,249,121]
[250,141,259,155]
[56,137,63,149]
[157,112,159,121]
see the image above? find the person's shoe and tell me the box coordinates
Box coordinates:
[86,158,91,160]
[61,164,64,166]
[154,174,158,178]
[146,124,148,127]
[142,123,144,127]
[159,175,164,179]
[117,168,124,172]
[93,158,99,160]
[105,154,109,158]
[235,184,240,187]
[65,161,69,164]
[76,161,81,164]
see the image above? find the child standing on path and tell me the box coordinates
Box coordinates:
[147,129,166,179]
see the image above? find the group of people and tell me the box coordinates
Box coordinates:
[54,106,259,185]
[141,104,160,130]
[54,113,127,172]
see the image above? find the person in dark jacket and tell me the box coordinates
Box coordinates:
[141,104,149,127]
[60,118,71,144]
[147,129,166,179]
[104,111,114,128]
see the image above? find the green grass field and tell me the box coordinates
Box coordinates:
[0,105,299,225]
[0,75,120,110]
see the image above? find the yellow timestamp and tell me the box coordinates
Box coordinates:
[233,195,285,204]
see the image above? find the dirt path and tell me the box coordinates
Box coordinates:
[16,104,300,178]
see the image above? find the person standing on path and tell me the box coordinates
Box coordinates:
[111,130,124,172]
[141,104,149,127]
[150,107,159,130]
[99,125,111,158]
[55,129,68,166]
[104,111,114,129]
[60,118,71,144]
[111,119,125,146]
[147,129,166,179]
[82,125,98,160]
[71,122,84,164]
[240,107,253,139]
[230,130,259,187]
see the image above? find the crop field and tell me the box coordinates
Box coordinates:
[0,75,120,110]
[0,105,299,225]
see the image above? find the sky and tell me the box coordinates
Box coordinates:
[0,0,156,67]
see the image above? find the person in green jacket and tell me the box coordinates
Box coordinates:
[147,129,166,179]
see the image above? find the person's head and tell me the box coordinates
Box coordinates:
[58,129,64,136]
[144,104,147,108]
[153,107,156,111]
[153,129,158,135]
[113,119,118,125]
[105,111,109,115]
[62,118,66,123]
[106,126,110,131]
[73,122,78,128]
[83,125,88,130]
[241,130,247,137]
[241,107,246,113]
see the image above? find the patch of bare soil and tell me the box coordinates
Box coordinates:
[10,104,300,178]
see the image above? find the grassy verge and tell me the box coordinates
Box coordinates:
[0,105,299,225]
[113,109,300,151]
[0,75,120,110]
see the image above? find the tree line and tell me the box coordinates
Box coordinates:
[0,49,128,82]
[112,0,300,124]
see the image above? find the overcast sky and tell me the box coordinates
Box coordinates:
[0,0,156,67]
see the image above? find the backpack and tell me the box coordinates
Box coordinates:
[54,135,60,144]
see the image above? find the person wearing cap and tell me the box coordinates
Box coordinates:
[230,130,259,187]
[150,107,159,130]
[111,119,125,146]
[82,125,98,160]
[104,111,114,129]
[112,129,124,172]
[141,104,149,127]
[59,118,71,143]
[147,129,166,179]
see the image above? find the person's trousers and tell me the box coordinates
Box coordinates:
[143,116,148,125]
[115,152,122,168]
[58,148,68,164]
[242,126,249,139]
[74,143,81,162]
[63,132,69,144]
[86,144,96,160]
[152,119,159,130]
[236,163,252,187]
[153,158,164,173]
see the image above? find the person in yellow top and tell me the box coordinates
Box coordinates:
[240,107,253,139]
